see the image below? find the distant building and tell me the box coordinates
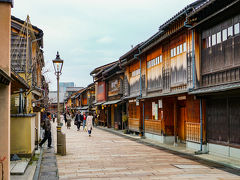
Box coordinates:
[49,86,84,114]
[64,87,84,100]
[59,82,75,106]
[48,91,65,113]
[59,82,74,92]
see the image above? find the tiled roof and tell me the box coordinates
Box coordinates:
[189,83,240,95]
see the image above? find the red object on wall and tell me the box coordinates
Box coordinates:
[97,81,106,102]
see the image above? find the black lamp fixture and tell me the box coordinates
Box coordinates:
[52,51,63,75]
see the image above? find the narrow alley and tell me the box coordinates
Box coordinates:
[55,123,240,180]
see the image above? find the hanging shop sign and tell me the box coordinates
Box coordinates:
[158,99,162,108]
[155,103,158,120]
[136,99,139,106]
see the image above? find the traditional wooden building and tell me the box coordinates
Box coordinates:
[10,15,47,156]
[91,61,117,126]
[188,0,240,158]
[64,87,84,113]
[101,62,124,129]
[75,83,95,113]
[120,1,206,147]
[120,43,144,134]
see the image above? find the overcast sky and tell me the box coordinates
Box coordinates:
[12,0,195,91]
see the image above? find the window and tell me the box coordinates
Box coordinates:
[177,45,180,55]
[132,69,140,77]
[208,36,211,47]
[234,23,240,35]
[173,47,176,56]
[179,44,183,53]
[183,42,186,52]
[212,34,216,46]
[228,26,233,37]
[171,49,174,57]
[222,29,227,41]
[217,32,221,44]
[160,55,162,63]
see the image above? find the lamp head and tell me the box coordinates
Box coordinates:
[52,51,64,74]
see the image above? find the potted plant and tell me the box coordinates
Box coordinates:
[122,113,128,134]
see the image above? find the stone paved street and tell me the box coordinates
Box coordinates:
[56,124,240,180]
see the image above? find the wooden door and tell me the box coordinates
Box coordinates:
[111,105,114,128]
[178,107,186,141]
[107,107,111,128]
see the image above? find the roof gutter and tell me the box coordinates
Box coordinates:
[134,48,142,98]
[184,9,196,90]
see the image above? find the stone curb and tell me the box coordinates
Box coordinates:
[36,129,59,180]
[33,147,43,180]
[96,126,240,176]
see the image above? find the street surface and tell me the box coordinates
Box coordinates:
[56,123,240,180]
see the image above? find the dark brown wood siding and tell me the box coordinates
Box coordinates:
[201,14,240,87]
[206,95,240,146]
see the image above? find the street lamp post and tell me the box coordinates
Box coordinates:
[52,51,63,154]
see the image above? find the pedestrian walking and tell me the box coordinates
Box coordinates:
[66,112,71,129]
[86,112,93,136]
[39,112,52,148]
[75,111,83,131]
[64,112,67,125]
[53,113,56,123]
[60,113,64,123]
[83,112,87,131]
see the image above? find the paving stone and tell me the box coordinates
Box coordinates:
[39,123,59,179]
[54,123,240,179]
[43,156,56,160]
[10,160,29,175]
[41,162,56,167]
[40,171,57,176]
[39,176,58,180]
[41,166,58,172]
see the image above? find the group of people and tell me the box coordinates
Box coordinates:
[63,111,93,136]
[38,111,94,149]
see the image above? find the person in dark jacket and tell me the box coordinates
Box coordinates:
[39,112,52,148]
[75,111,83,131]
[64,112,67,125]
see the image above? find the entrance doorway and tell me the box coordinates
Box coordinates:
[178,106,186,142]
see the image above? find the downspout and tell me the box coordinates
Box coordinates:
[185,14,207,155]
[19,88,23,113]
[142,101,145,137]
[184,12,195,90]
[200,98,203,152]
[134,48,144,136]
[134,48,142,97]
[192,30,195,89]
[195,97,207,154]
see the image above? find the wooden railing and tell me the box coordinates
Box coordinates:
[186,122,200,143]
[129,118,140,132]
[145,119,162,135]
